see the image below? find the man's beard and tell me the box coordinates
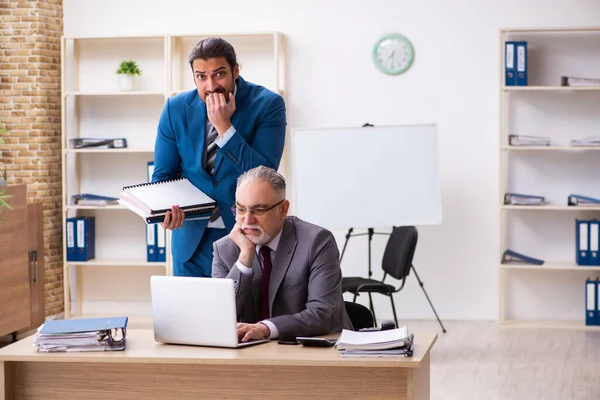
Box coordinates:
[242,224,272,245]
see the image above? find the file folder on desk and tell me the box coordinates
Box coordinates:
[34,316,128,352]
[568,194,600,206]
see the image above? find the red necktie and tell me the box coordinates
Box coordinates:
[258,246,273,321]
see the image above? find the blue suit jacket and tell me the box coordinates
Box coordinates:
[152,76,287,262]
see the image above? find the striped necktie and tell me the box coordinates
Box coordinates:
[205,124,220,222]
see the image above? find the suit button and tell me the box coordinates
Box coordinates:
[213,180,219,187]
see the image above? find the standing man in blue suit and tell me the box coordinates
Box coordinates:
[152,37,287,277]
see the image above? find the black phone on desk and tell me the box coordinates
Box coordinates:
[296,337,337,348]
[277,336,299,345]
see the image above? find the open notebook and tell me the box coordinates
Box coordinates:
[119,178,217,224]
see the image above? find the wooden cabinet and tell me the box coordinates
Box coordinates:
[0,184,45,339]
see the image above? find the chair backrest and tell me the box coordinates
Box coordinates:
[345,301,375,331]
[382,226,418,280]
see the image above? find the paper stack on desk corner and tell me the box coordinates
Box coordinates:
[335,326,414,357]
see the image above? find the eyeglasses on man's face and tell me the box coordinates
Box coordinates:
[231,199,285,217]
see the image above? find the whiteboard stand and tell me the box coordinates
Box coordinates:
[340,227,447,334]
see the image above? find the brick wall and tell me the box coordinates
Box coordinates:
[0,0,64,316]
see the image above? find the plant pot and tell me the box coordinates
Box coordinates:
[118,74,135,92]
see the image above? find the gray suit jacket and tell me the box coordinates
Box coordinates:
[212,216,353,338]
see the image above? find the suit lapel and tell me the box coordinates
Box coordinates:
[186,93,210,179]
[269,219,297,310]
[213,77,251,176]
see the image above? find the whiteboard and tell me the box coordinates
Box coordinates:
[290,124,442,230]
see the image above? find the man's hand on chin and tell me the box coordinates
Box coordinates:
[237,322,271,342]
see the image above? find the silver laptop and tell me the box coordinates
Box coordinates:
[150,275,269,348]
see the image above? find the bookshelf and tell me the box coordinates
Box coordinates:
[61,33,286,320]
[499,27,600,330]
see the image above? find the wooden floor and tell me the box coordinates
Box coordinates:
[409,320,600,400]
[3,320,600,399]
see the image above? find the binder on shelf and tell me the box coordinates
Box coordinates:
[561,76,600,87]
[508,135,550,147]
[71,193,119,206]
[69,138,127,149]
[118,178,216,224]
[568,194,600,206]
[596,278,600,326]
[571,137,600,147]
[505,41,516,86]
[515,41,527,86]
[75,216,96,262]
[501,249,544,265]
[66,218,77,262]
[146,224,157,262]
[145,161,159,262]
[157,224,166,262]
[504,192,545,206]
[586,278,597,326]
[576,219,599,266]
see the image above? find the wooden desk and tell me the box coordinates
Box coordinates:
[0,329,437,400]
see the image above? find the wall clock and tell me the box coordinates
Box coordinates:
[373,33,414,75]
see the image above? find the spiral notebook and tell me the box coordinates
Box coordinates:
[119,178,216,224]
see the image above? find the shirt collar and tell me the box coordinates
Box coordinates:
[256,228,283,256]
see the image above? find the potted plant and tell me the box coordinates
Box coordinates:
[116,60,142,92]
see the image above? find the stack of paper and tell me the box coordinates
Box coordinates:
[571,137,600,147]
[335,326,414,357]
[33,316,128,353]
[509,135,551,147]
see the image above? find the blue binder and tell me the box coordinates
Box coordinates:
[146,224,157,262]
[577,219,590,266]
[157,224,166,262]
[75,216,95,261]
[505,41,516,86]
[66,218,78,262]
[515,41,527,86]
[39,316,128,334]
[586,278,597,325]
[591,221,600,266]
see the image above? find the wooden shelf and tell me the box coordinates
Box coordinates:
[65,148,154,154]
[501,205,600,211]
[64,91,165,97]
[501,146,600,151]
[500,319,600,330]
[65,205,125,211]
[502,86,600,91]
[65,260,166,267]
[502,263,600,271]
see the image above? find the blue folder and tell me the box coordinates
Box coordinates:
[39,316,128,334]
[515,41,527,86]
[586,279,597,326]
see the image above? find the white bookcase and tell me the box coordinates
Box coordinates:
[499,27,600,330]
[61,33,286,323]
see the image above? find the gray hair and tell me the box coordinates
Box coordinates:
[237,166,286,198]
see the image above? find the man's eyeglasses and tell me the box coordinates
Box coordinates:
[231,199,285,217]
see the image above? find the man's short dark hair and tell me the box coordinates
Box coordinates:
[188,37,238,73]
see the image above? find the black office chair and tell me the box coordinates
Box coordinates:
[344,301,375,331]
[342,226,417,328]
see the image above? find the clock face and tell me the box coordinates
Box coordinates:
[373,33,414,75]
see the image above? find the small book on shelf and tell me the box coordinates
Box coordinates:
[119,178,216,224]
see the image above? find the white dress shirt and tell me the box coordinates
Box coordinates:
[235,229,283,338]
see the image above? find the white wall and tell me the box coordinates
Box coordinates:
[63,0,600,321]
